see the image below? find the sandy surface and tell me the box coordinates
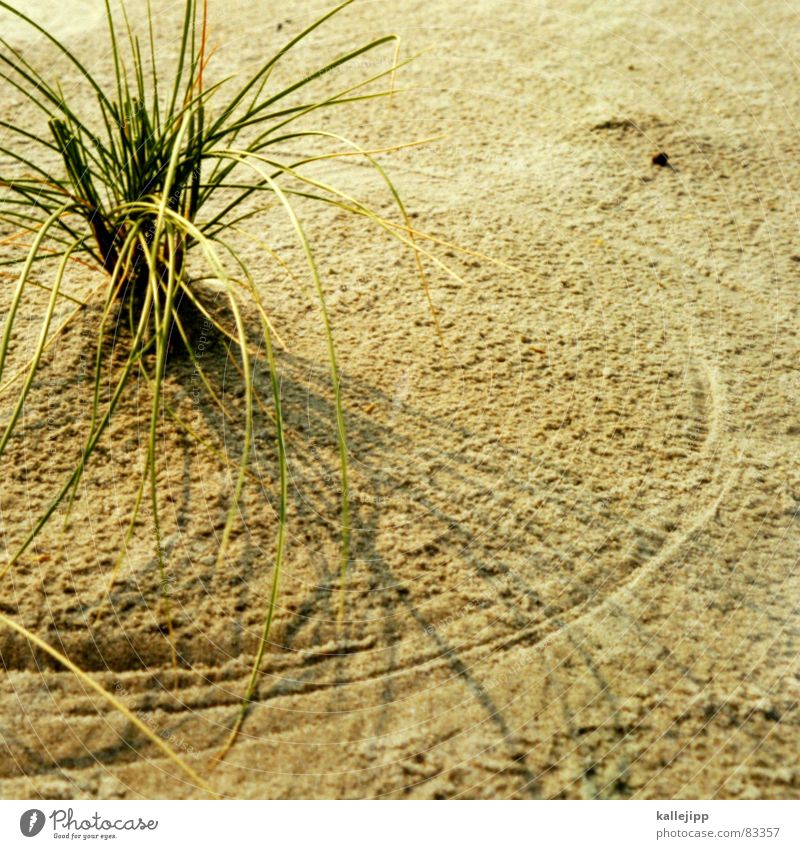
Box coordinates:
[1,0,799,799]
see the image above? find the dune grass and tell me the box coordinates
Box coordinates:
[0,0,482,784]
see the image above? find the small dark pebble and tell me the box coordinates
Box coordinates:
[652,151,670,167]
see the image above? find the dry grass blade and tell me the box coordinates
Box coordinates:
[0,612,216,795]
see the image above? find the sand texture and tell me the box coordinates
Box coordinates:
[0,0,799,799]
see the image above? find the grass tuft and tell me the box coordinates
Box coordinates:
[0,0,467,779]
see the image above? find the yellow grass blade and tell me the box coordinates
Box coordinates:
[0,611,216,795]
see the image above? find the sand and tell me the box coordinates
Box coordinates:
[0,0,798,799]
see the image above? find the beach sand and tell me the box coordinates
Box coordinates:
[0,0,798,799]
